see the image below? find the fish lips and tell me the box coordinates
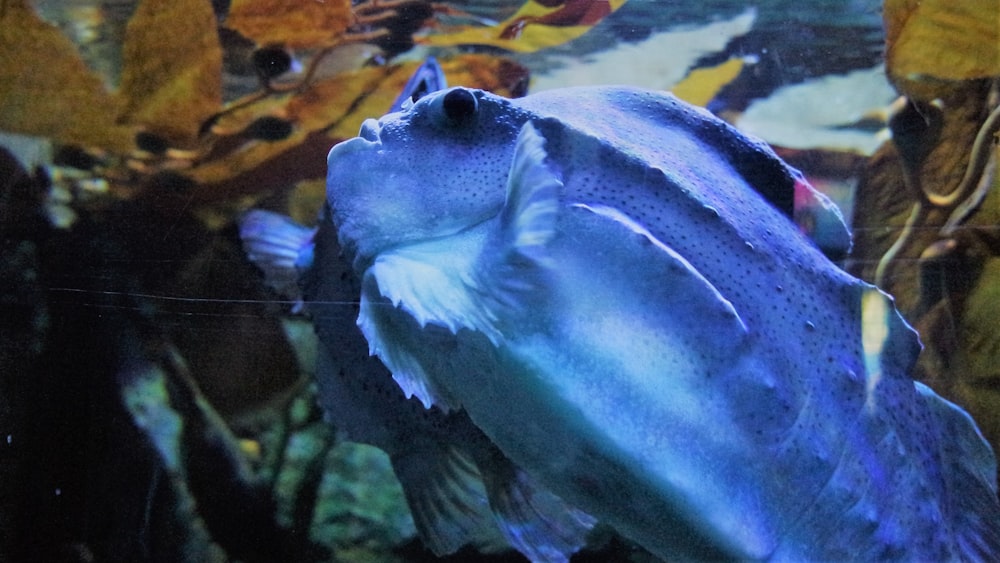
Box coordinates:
[358,118,381,143]
[326,129,382,262]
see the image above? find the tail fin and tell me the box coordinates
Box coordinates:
[915,382,1000,558]
[238,210,316,311]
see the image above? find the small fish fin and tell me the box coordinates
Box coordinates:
[390,56,448,113]
[485,463,596,563]
[481,121,562,315]
[239,209,316,312]
[499,122,561,264]
[915,382,1000,557]
[358,271,464,411]
[391,445,507,556]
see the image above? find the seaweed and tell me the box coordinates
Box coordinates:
[849,0,1000,463]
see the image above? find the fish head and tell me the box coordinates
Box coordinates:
[327,87,530,263]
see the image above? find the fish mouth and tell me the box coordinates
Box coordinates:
[327,118,380,163]
[359,118,380,142]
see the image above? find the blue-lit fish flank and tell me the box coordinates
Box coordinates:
[318,84,1000,560]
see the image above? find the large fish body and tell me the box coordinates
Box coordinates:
[327,85,1000,560]
[239,60,595,563]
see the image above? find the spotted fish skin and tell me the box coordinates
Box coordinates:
[242,60,597,563]
[327,85,1000,560]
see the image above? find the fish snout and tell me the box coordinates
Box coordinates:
[359,118,380,142]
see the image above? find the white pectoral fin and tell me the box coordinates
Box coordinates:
[369,243,499,338]
[358,234,501,411]
[359,271,457,411]
[354,123,564,411]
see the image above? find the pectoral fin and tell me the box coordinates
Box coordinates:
[366,237,499,339]
[357,210,506,410]
[358,273,454,410]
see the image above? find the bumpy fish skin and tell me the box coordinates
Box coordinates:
[327,86,1000,560]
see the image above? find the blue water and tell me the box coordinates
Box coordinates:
[526,0,884,61]
[511,0,885,107]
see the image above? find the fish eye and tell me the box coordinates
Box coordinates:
[441,88,478,125]
[252,46,293,80]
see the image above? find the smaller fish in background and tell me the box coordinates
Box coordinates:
[389,56,448,113]
[240,58,596,563]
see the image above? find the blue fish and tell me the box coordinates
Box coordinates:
[241,60,595,562]
[326,85,1000,560]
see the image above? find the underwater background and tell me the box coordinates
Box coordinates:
[1,0,997,561]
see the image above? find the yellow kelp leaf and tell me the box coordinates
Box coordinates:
[225,0,352,49]
[671,57,745,107]
[420,0,628,53]
[293,65,413,136]
[186,122,319,191]
[441,55,530,98]
[187,64,394,190]
[118,0,223,147]
[322,55,530,139]
[0,0,133,151]
[884,0,1000,99]
[188,55,527,201]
